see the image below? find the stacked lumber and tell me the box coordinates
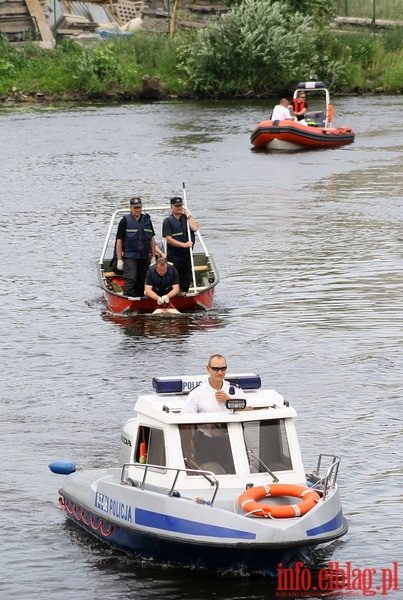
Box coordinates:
[0,0,54,45]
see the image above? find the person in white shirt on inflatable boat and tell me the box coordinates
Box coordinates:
[271,98,296,122]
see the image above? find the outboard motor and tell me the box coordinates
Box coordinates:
[119,421,135,466]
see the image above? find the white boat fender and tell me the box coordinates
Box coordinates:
[48,461,77,475]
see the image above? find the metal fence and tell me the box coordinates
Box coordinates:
[335,0,402,21]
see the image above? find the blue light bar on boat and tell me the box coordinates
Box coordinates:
[226,374,261,390]
[152,378,184,394]
[297,81,325,89]
[152,373,261,395]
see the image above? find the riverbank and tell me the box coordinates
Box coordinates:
[0,0,402,103]
[3,71,401,106]
[2,82,399,107]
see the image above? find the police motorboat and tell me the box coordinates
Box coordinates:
[251,82,355,151]
[49,373,348,574]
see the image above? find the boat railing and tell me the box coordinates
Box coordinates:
[98,206,219,290]
[99,209,123,266]
[120,462,220,505]
[309,454,341,500]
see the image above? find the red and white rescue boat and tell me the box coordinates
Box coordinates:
[251,82,355,151]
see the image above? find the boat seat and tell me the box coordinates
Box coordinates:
[103,271,120,278]
[107,281,124,294]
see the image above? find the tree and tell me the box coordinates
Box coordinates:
[224,0,334,19]
[179,0,343,96]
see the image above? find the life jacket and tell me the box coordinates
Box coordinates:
[148,263,177,295]
[123,213,154,259]
[292,98,308,121]
[164,214,195,261]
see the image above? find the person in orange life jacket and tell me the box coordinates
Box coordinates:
[292,90,308,121]
[162,196,198,293]
[115,197,164,297]
[144,258,180,308]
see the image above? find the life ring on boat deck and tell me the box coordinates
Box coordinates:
[238,483,320,518]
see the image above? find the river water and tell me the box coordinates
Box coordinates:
[1,95,402,599]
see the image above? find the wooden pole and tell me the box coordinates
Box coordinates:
[170,0,179,37]
[25,0,55,45]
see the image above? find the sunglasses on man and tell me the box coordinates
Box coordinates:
[210,366,227,372]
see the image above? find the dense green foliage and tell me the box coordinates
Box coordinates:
[226,0,334,18]
[0,34,182,98]
[338,29,403,91]
[227,0,402,21]
[225,0,336,16]
[0,0,402,101]
[178,0,343,96]
[178,0,402,96]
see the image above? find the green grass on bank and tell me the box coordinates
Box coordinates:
[0,1,402,100]
[338,29,403,90]
[0,34,185,98]
[333,0,403,21]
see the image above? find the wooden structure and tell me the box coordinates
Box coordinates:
[0,0,54,45]
[0,0,229,45]
[0,0,145,45]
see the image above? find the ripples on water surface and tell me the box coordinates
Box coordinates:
[1,95,402,599]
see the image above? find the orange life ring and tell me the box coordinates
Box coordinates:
[238,483,320,518]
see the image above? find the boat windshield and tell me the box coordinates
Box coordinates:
[179,424,235,475]
[243,419,293,473]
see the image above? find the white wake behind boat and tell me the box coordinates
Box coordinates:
[49,373,347,574]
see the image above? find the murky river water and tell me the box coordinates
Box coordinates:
[1,95,402,599]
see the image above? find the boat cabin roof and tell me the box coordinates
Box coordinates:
[121,374,305,487]
[133,374,297,425]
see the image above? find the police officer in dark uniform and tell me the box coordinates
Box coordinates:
[115,197,157,297]
[144,258,180,307]
[162,196,198,293]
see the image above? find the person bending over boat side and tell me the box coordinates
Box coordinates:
[292,90,308,121]
[115,197,164,297]
[271,98,296,122]
[181,354,245,413]
[162,196,198,293]
[144,258,180,309]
